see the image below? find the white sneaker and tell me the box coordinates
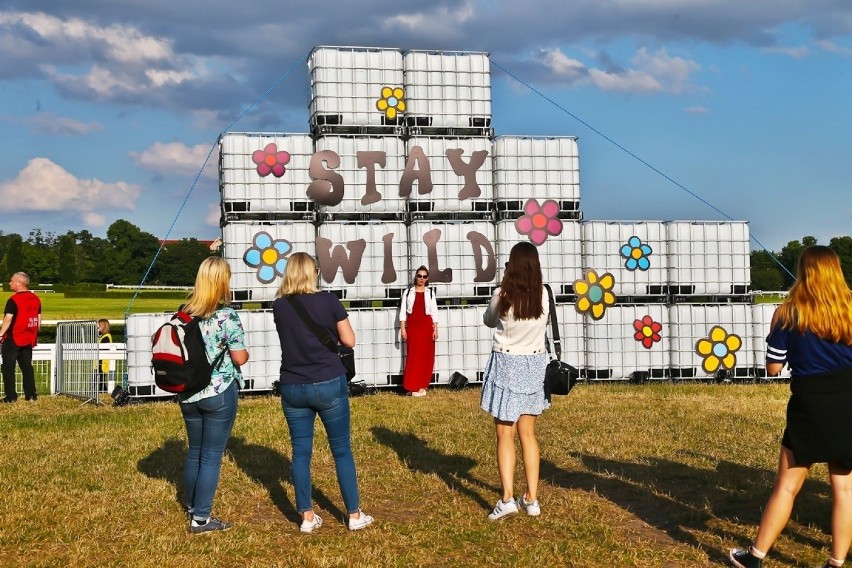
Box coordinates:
[519,495,540,516]
[487,498,518,520]
[348,510,374,531]
[300,514,323,533]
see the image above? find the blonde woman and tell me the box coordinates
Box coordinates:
[179,257,249,534]
[730,246,852,568]
[272,252,373,533]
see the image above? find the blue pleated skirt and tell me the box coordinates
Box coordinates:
[480,351,550,422]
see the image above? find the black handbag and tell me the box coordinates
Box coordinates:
[287,297,356,381]
[544,284,579,402]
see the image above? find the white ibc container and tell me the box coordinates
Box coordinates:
[234,310,279,391]
[668,304,754,380]
[409,220,498,299]
[309,46,404,128]
[495,220,582,297]
[348,308,403,387]
[219,132,315,217]
[316,220,409,301]
[403,50,491,130]
[666,221,751,296]
[553,303,587,373]
[582,221,669,298]
[435,306,494,384]
[750,302,790,380]
[584,304,670,381]
[125,313,172,397]
[222,221,317,303]
[492,136,580,213]
[314,135,406,216]
[404,136,493,214]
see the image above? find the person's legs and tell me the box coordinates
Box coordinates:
[315,376,360,513]
[281,382,317,515]
[181,398,204,513]
[516,414,540,502]
[1,341,19,400]
[186,382,238,521]
[495,419,517,501]
[828,462,852,566]
[18,346,36,399]
[752,446,811,554]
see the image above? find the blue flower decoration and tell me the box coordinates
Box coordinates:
[619,236,652,271]
[243,231,291,284]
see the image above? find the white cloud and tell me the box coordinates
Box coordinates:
[0,158,140,225]
[22,112,102,136]
[685,105,710,114]
[762,44,810,59]
[206,204,221,227]
[535,47,699,94]
[816,39,852,57]
[130,142,218,179]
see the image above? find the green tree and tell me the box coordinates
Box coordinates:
[157,239,211,285]
[106,219,160,285]
[57,234,78,285]
[5,234,23,280]
[23,229,58,283]
[777,236,818,288]
[829,235,852,287]
[750,249,784,291]
[74,230,111,283]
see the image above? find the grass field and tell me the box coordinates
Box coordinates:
[0,291,184,321]
[0,383,838,567]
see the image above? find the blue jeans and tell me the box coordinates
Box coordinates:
[181,381,238,520]
[280,375,360,514]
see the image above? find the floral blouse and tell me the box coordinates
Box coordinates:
[180,307,246,403]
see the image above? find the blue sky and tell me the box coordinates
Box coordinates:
[0,1,850,252]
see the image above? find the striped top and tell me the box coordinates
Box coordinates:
[767,322,852,377]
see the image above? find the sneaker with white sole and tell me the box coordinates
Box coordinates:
[348,510,374,531]
[189,516,232,534]
[487,498,519,520]
[519,495,540,516]
[300,514,323,534]
[729,547,763,568]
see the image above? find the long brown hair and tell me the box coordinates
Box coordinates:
[776,245,852,344]
[182,257,232,319]
[498,242,543,320]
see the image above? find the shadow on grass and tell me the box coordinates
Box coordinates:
[540,452,832,565]
[137,438,185,509]
[137,436,342,528]
[372,426,498,511]
[228,436,344,527]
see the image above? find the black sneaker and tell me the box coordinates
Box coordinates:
[25,395,37,401]
[729,548,762,568]
[1,397,16,403]
[190,516,232,534]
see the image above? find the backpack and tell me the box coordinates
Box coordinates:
[151,310,225,395]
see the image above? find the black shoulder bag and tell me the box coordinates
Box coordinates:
[544,284,579,402]
[286,296,356,381]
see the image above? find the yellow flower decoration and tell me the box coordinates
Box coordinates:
[573,269,617,320]
[376,86,406,120]
[695,326,742,373]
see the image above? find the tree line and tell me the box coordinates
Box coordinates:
[0,219,210,287]
[0,220,849,290]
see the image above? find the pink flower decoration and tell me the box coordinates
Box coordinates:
[514,199,563,245]
[633,315,663,349]
[251,143,291,177]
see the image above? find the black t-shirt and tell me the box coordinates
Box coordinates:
[272,292,348,384]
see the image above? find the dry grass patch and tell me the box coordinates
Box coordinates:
[0,383,837,567]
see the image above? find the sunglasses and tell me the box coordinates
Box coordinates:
[416,274,428,279]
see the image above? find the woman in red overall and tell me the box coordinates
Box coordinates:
[400,266,438,397]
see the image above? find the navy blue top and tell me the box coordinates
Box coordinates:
[272,292,348,385]
[767,321,852,377]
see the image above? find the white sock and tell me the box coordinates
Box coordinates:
[749,545,767,559]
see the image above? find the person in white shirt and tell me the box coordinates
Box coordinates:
[480,242,550,521]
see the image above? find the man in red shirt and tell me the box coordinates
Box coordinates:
[0,272,42,402]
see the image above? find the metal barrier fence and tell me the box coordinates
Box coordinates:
[55,321,100,404]
[0,342,128,400]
